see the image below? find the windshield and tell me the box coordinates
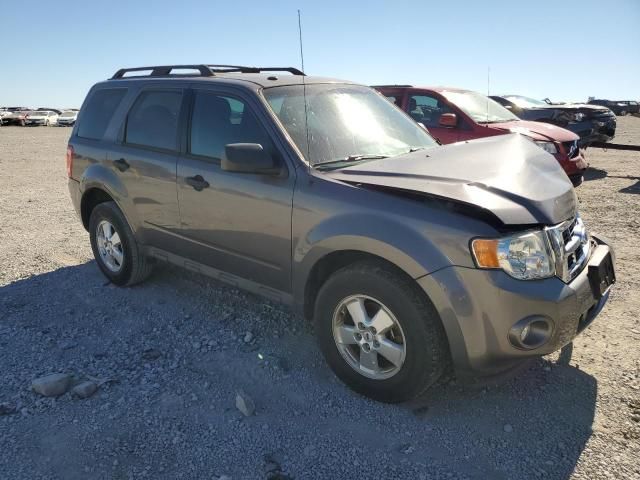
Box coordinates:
[60,111,76,117]
[28,111,45,116]
[263,84,437,166]
[503,95,548,108]
[441,90,519,123]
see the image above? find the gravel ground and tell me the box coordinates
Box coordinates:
[1,119,639,480]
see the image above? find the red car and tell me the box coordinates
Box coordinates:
[374,86,587,186]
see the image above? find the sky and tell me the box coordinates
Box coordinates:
[1,0,638,108]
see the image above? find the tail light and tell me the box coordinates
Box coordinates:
[66,145,74,178]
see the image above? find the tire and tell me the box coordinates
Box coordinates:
[89,201,152,286]
[314,260,449,403]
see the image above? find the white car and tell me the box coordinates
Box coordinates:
[57,110,78,126]
[25,110,58,126]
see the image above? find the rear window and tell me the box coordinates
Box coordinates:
[77,89,127,140]
[125,90,182,151]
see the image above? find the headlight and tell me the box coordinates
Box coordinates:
[534,141,558,155]
[471,230,555,280]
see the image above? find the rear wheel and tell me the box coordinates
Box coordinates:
[314,260,449,403]
[89,201,152,286]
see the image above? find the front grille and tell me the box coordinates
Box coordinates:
[562,140,579,159]
[546,215,590,283]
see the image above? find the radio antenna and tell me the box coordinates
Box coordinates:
[486,66,490,125]
[298,9,312,172]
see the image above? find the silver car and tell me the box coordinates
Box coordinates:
[66,64,616,402]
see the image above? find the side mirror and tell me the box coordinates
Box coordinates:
[438,113,457,128]
[222,143,279,174]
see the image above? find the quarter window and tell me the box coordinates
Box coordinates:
[77,88,127,140]
[189,91,272,160]
[125,90,183,151]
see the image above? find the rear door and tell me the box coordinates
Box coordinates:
[406,92,459,143]
[175,87,295,295]
[107,87,184,250]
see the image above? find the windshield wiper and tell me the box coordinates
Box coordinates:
[314,154,388,170]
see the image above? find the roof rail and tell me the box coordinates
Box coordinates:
[370,84,413,88]
[207,65,305,76]
[110,65,214,79]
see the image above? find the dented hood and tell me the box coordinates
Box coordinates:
[326,134,577,226]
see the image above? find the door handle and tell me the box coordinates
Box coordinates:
[185,175,210,191]
[113,158,130,172]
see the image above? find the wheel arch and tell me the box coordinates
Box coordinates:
[299,249,434,323]
[80,187,114,230]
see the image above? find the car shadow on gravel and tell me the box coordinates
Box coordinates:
[584,166,608,181]
[1,263,598,480]
[406,351,597,479]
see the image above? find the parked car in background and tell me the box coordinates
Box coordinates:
[37,107,62,115]
[490,95,616,146]
[67,64,615,402]
[2,109,30,126]
[374,86,587,186]
[588,99,639,116]
[25,110,58,126]
[57,110,79,126]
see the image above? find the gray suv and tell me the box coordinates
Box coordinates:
[67,64,615,402]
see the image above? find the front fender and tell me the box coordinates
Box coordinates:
[292,212,453,303]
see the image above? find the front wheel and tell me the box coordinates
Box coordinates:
[89,201,152,286]
[314,261,449,403]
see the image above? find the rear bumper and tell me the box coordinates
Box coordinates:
[418,235,614,377]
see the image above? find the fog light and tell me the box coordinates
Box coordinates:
[509,316,553,350]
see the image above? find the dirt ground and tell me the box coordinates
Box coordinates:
[0,118,639,479]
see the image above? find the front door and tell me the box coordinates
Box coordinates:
[176,89,295,294]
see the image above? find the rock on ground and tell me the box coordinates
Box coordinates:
[31,373,72,397]
[72,381,98,399]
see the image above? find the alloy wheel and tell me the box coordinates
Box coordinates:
[96,220,124,272]
[332,295,407,380]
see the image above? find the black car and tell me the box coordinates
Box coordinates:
[588,99,639,116]
[490,95,616,146]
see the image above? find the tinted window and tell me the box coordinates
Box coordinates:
[189,92,271,160]
[408,94,454,127]
[77,88,127,140]
[125,90,182,151]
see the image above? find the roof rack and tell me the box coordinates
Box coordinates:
[111,65,214,79]
[110,64,305,80]
[207,65,305,76]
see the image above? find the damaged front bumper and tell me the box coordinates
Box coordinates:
[417,235,615,377]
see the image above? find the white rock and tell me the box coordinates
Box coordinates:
[235,390,255,416]
[32,373,72,397]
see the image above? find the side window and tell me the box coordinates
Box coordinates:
[408,94,453,128]
[77,88,127,140]
[125,90,183,151]
[189,91,272,161]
